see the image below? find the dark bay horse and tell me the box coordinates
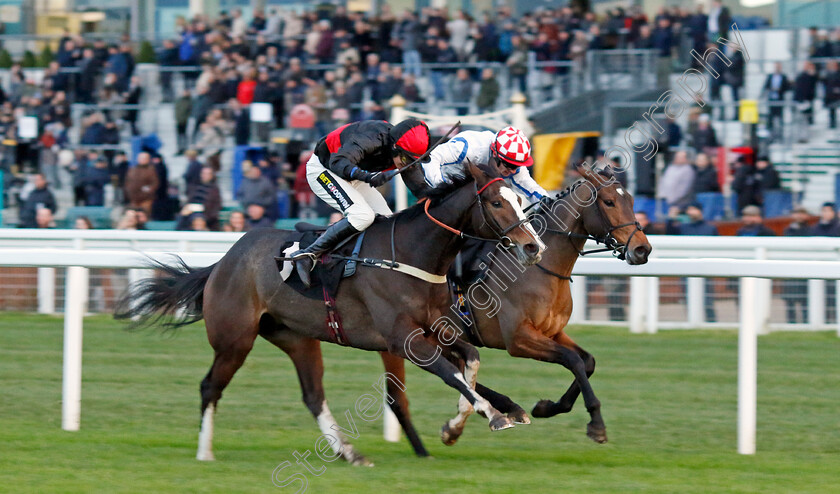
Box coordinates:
[379,165,652,454]
[116,162,545,463]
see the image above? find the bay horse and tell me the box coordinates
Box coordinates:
[378,164,652,454]
[115,162,545,464]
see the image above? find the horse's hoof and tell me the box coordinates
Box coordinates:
[348,454,374,467]
[489,415,515,432]
[586,423,608,444]
[507,408,531,425]
[531,399,555,418]
[440,423,462,446]
[196,451,215,461]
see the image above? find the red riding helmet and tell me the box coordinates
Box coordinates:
[492,126,533,167]
[390,118,431,160]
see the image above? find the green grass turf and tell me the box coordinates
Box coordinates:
[1,313,839,493]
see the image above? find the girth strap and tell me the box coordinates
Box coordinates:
[323,287,349,346]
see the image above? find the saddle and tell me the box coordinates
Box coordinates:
[277,226,364,300]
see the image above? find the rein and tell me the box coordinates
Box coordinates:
[421,177,532,248]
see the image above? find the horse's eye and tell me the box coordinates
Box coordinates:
[604,200,615,207]
[491,201,503,208]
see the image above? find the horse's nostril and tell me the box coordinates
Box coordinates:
[524,243,539,255]
[634,245,650,258]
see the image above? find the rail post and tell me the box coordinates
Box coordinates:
[61,266,89,431]
[37,267,56,314]
[646,276,659,333]
[629,276,648,334]
[686,277,705,326]
[808,279,826,327]
[738,276,759,455]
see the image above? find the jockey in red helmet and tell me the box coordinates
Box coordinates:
[288,118,430,287]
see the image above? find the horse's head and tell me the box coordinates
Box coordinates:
[467,161,546,266]
[576,165,652,265]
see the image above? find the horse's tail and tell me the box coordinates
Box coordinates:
[114,256,216,330]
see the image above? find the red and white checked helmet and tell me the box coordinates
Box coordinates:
[492,126,533,167]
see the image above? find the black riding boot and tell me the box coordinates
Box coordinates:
[289,218,359,288]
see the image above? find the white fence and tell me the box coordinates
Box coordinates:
[5,231,840,332]
[2,231,840,456]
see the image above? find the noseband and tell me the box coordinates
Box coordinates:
[423,178,534,248]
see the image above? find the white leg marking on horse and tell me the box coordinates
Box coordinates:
[453,372,495,419]
[316,401,345,455]
[196,404,215,461]
[499,188,546,251]
[316,401,366,464]
[448,358,479,430]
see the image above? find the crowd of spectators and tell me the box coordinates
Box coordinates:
[5,4,840,238]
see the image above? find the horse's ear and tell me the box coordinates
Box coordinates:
[577,162,609,186]
[466,159,488,184]
[483,156,502,178]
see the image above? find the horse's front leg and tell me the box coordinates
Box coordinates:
[438,338,531,446]
[531,332,595,419]
[508,324,607,444]
[387,321,515,435]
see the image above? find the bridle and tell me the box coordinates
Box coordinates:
[422,177,535,249]
[531,180,642,260]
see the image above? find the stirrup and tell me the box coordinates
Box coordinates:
[276,251,318,262]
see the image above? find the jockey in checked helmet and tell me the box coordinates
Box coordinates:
[420,126,547,205]
[289,118,431,287]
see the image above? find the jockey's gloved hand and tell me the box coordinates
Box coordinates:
[366,171,390,187]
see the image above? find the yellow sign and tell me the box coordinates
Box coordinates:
[739,100,759,124]
[532,132,600,191]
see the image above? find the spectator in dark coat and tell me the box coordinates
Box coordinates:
[182,150,204,191]
[105,46,129,91]
[238,165,276,217]
[175,89,192,154]
[229,99,250,146]
[80,113,106,145]
[19,174,57,228]
[123,76,143,136]
[476,67,500,112]
[794,61,819,125]
[810,202,840,236]
[762,63,791,137]
[245,204,274,229]
[691,114,718,152]
[722,42,745,110]
[158,40,179,102]
[782,206,812,323]
[823,60,840,129]
[666,203,719,235]
[736,205,775,236]
[635,211,665,234]
[692,153,720,193]
[76,48,100,104]
[731,156,781,211]
[178,166,222,230]
[450,68,473,116]
[81,157,111,207]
